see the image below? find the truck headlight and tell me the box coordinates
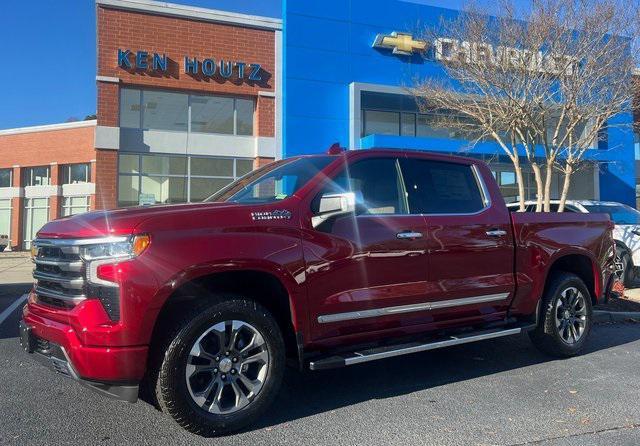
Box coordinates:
[80,235,150,321]
[80,234,150,261]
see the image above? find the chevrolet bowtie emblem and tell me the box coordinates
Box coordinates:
[373,32,428,56]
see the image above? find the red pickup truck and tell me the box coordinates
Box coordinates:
[21,149,615,435]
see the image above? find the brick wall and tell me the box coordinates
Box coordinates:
[94,150,118,210]
[97,6,276,137]
[257,96,275,138]
[0,125,95,167]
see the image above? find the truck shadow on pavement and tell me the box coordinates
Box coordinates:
[247,325,640,434]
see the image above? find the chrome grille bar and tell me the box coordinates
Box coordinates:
[32,238,88,308]
[34,285,87,304]
[34,257,83,272]
[33,271,85,289]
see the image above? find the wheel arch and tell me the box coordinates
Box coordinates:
[543,251,599,307]
[149,264,304,365]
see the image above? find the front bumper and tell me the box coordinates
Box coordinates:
[19,319,139,402]
[20,306,147,402]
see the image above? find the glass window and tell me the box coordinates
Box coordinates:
[190,158,233,177]
[23,166,50,186]
[141,176,187,204]
[141,155,187,176]
[236,159,254,177]
[61,164,90,184]
[363,110,400,136]
[190,95,234,134]
[0,169,12,187]
[118,154,259,206]
[500,171,516,186]
[325,158,408,215]
[119,154,140,174]
[401,113,415,137]
[211,157,335,204]
[23,198,49,249]
[0,199,11,239]
[190,178,233,202]
[416,114,452,139]
[142,90,188,131]
[61,196,90,216]
[120,88,141,128]
[400,159,485,214]
[236,98,254,136]
[118,175,140,207]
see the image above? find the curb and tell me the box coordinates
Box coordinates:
[593,310,640,324]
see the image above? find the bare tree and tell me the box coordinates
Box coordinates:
[410,0,638,211]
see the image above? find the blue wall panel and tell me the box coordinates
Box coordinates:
[283,0,637,206]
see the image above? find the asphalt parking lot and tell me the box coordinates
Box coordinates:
[1,253,639,445]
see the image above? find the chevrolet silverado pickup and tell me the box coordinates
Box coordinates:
[21,148,616,435]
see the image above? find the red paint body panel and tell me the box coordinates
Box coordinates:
[22,149,615,384]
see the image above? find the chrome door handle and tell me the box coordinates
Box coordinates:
[396,231,423,239]
[486,229,507,237]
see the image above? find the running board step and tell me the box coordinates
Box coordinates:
[309,324,535,371]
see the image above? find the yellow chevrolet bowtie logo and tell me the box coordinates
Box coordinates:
[373,32,428,56]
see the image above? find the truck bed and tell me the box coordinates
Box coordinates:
[508,211,614,316]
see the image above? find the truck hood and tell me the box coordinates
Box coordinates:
[36,202,240,239]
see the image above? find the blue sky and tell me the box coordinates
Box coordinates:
[0,0,498,130]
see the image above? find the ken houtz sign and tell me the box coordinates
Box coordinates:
[117,49,263,81]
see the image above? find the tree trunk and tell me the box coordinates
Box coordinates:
[558,164,573,212]
[543,159,554,212]
[531,162,544,212]
[514,158,526,211]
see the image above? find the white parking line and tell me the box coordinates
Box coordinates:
[0,294,28,326]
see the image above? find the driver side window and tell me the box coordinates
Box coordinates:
[314,158,408,216]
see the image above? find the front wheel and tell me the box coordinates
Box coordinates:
[529,272,593,357]
[154,297,285,436]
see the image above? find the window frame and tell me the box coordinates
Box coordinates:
[23,197,50,249]
[60,163,91,185]
[119,87,255,136]
[0,168,12,188]
[312,156,410,217]
[117,153,254,207]
[23,166,51,187]
[61,196,91,217]
[399,157,491,216]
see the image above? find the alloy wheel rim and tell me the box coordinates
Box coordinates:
[614,255,625,280]
[185,320,269,414]
[554,287,587,345]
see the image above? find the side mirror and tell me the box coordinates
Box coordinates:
[312,192,356,228]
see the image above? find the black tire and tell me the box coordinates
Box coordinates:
[152,296,285,436]
[529,272,593,358]
[615,245,634,287]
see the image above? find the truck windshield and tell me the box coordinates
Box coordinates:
[206,156,336,204]
[582,203,640,225]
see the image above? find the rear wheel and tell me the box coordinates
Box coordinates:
[529,272,593,357]
[615,246,633,287]
[154,296,285,436]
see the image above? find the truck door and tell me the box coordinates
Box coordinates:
[399,157,515,323]
[303,156,431,340]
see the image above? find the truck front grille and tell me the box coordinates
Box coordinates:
[32,242,87,309]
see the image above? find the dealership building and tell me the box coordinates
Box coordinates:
[0,0,636,249]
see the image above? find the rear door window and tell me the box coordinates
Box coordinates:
[400,158,485,215]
